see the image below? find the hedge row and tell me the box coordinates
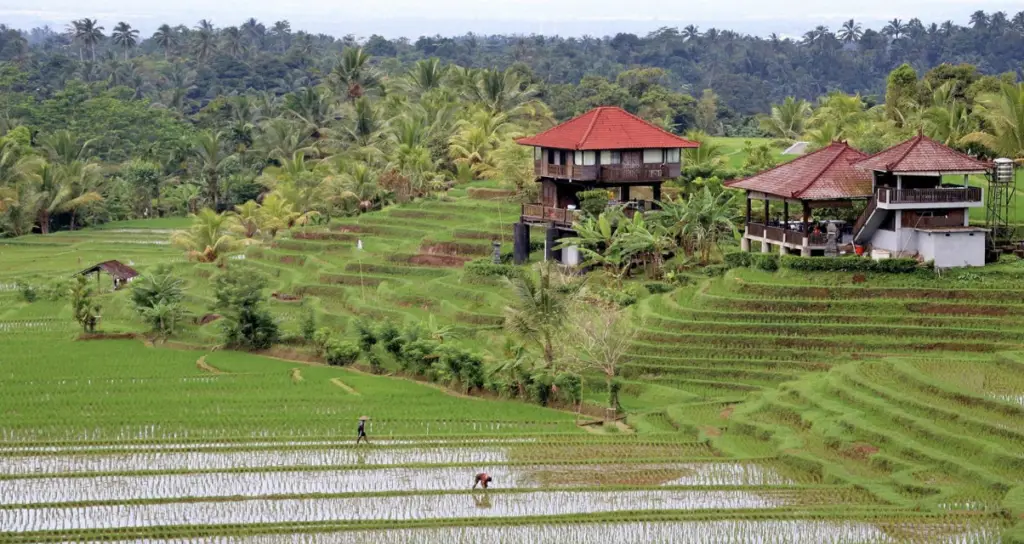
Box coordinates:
[723,252,919,274]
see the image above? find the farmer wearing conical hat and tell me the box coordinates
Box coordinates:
[356,416,369,444]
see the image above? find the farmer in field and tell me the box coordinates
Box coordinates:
[472,472,493,489]
[356,416,369,444]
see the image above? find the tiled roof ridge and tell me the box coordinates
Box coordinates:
[792,142,855,198]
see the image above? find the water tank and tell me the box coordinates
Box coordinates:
[994,158,1015,183]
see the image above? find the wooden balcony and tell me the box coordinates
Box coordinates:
[533,162,679,182]
[746,222,842,248]
[599,164,671,182]
[878,187,982,205]
[521,204,581,227]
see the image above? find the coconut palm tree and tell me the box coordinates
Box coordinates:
[190,131,233,207]
[883,18,905,39]
[191,20,217,61]
[111,22,139,60]
[468,68,551,125]
[661,187,738,264]
[255,119,317,163]
[69,18,104,61]
[682,131,724,168]
[760,97,811,139]
[503,261,581,368]
[406,58,448,95]
[682,25,700,41]
[18,158,103,234]
[171,208,238,262]
[38,131,95,167]
[151,24,177,58]
[257,192,301,237]
[838,19,863,43]
[229,200,261,238]
[331,48,381,102]
[448,110,511,179]
[0,180,41,236]
[962,83,1024,158]
[283,86,337,139]
[922,82,974,148]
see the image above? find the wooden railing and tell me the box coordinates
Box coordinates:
[853,195,878,240]
[764,226,786,243]
[747,223,765,237]
[521,204,581,227]
[785,230,804,245]
[879,187,982,204]
[599,164,669,182]
[808,232,828,245]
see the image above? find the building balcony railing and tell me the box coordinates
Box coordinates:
[521,204,581,227]
[747,222,846,247]
[533,162,679,182]
[878,187,982,205]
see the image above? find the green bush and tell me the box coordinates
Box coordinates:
[354,319,378,353]
[312,327,333,357]
[723,251,753,269]
[325,340,360,366]
[597,287,637,307]
[752,253,779,272]
[529,372,555,406]
[578,189,610,217]
[643,281,675,294]
[399,338,439,375]
[554,372,583,405]
[464,259,522,280]
[780,255,918,274]
[702,264,730,277]
[17,281,37,303]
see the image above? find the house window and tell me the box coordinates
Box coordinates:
[643,149,663,163]
[534,147,542,160]
[583,151,596,166]
[574,151,583,166]
[665,149,681,163]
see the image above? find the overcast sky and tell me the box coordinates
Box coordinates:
[0,0,1020,38]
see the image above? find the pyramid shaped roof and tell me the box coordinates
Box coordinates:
[854,133,991,174]
[725,142,872,200]
[516,106,699,151]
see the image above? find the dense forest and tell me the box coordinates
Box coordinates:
[0,13,1022,237]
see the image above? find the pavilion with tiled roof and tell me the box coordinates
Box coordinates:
[513,106,701,264]
[854,132,991,176]
[726,141,872,256]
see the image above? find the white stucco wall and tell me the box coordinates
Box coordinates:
[870,228,918,258]
[917,231,986,268]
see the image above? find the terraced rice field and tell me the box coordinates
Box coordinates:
[1,181,1023,541]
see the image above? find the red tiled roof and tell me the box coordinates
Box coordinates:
[516,106,699,150]
[854,133,991,174]
[725,142,873,200]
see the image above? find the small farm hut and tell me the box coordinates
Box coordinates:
[76,260,140,290]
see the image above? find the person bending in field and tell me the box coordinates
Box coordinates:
[356,419,368,444]
[472,472,493,489]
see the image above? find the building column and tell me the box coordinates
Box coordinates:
[544,226,560,262]
[779,243,788,256]
[652,184,661,205]
[741,226,751,252]
[763,198,770,225]
[783,201,789,228]
[761,240,770,253]
[801,237,811,257]
[745,195,752,224]
[513,222,530,265]
[620,185,630,201]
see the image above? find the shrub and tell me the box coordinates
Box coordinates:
[325,341,360,366]
[17,281,37,303]
[464,259,522,280]
[366,351,384,374]
[752,253,779,272]
[578,189,610,217]
[399,338,440,375]
[42,278,72,301]
[529,372,555,406]
[299,305,317,341]
[354,319,378,353]
[643,281,674,294]
[597,287,637,307]
[702,264,730,277]
[554,373,583,405]
[723,251,752,269]
[312,327,333,357]
[377,321,404,356]
[779,255,918,274]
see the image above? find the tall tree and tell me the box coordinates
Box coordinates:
[838,19,864,42]
[151,24,177,58]
[503,261,581,369]
[331,48,380,102]
[111,22,139,60]
[70,18,104,61]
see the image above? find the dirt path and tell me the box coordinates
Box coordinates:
[329,377,360,395]
[196,356,225,375]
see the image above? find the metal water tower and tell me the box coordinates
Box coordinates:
[986,158,1017,244]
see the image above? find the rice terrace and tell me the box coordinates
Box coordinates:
[3,10,1024,544]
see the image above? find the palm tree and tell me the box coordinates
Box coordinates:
[657,187,737,264]
[962,83,1024,158]
[838,19,863,43]
[241,17,265,48]
[682,131,724,168]
[406,58,448,95]
[503,261,580,368]
[190,131,233,207]
[70,18,104,61]
[448,110,510,179]
[760,97,811,139]
[192,20,217,61]
[271,20,291,51]
[682,25,700,41]
[922,82,974,148]
[257,192,301,237]
[221,27,245,58]
[255,119,317,162]
[18,158,103,234]
[283,86,337,139]
[39,130,95,166]
[969,10,990,29]
[171,208,238,262]
[229,200,261,238]
[331,48,381,102]
[940,20,957,35]
[151,24,177,58]
[111,22,139,60]
[883,18,905,39]
[468,68,551,124]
